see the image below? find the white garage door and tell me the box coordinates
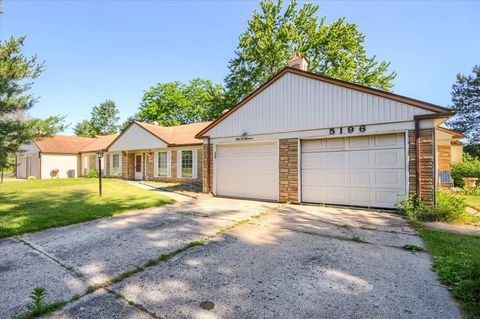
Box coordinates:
[302,133,406,208]
[215,142,278,201]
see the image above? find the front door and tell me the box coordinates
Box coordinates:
[135,154,143,180]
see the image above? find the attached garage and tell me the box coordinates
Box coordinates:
[301,133,406,208]
[215,142,278,201]
[197,56,457,208]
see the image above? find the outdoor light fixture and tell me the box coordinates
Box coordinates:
[96,150,104,197]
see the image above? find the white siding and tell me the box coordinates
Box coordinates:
[41,154,79,178]
[207,73,433,138]
[108,123,167,151]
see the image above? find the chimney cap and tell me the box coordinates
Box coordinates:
[152,121,159,126]
[222,109,230,114]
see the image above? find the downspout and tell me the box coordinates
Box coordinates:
[39,152,42,179]
[415,119,421,199]
[207,137,211,193]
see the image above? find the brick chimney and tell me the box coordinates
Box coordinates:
[287,52,308,71]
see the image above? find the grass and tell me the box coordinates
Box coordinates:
[351,236,368,243]
[420,229,480,319]
[464,195,480,211]
[402,244,425,252]
[0,178,174,238]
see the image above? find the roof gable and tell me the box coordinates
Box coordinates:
[197,67,451,138]
[108,123,168,152]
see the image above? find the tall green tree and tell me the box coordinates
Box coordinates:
[449,65,480,144]
[74,100,120,136]
[0,36,66,181]
[225,0,397,104]
[136,78,226,126]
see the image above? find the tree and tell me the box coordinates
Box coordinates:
[225,0,397,104]
[74,100,120,136]
[119,116,136,132]
[0,36,66,182]
[448,65,480,144]
[136,78,226,126]
[73,119,92,137]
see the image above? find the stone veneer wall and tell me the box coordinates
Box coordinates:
[144,149,203,183]
[122,153,135,180]
[408,129,435,203]
[279,138,299,203]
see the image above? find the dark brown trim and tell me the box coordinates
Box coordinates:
[413,112,455,120]
[196,67,452,138]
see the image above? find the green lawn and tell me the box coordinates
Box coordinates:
[420,229,480,319]
[0,178,174,238]
[464,195,480,211]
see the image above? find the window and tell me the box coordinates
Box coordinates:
[112,154,120,176]
[157,152,168,177]
[181,150,193,178]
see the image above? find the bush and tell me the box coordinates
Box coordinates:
[451,154,480,187]
[86,169,98,178]
[396,191,466,222]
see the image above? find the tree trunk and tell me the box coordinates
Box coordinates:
[1,168,4,184]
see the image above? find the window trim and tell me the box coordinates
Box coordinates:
[109,153,122,177]
[154,151,171,178]
[177,149,197,179]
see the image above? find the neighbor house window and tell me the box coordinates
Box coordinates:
[181,150,193,178]
[157,151,168,177]
[112,154,120,176]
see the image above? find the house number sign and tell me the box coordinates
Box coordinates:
[329,125,366,135]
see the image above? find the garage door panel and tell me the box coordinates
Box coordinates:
[301,133,406,208]
[216,143,278,201]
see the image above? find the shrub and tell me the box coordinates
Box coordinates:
[27,176,37,181]
[86,169,98,178]
[396,191,466,223]
[451,154,480,187]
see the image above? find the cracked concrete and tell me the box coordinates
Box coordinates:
[0,195,461,319]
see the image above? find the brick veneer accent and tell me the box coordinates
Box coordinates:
[105,154,110,176]
[409,129,435,203]
[144,149,203,183]
[203,144,213,193]
[279,138,299,203]
[438,145,451,172]
[122,153,135,180]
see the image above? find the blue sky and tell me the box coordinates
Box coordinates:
[1,0,479,134]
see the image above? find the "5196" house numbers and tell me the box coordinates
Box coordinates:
[329,125,366,135]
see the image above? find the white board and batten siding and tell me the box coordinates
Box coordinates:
[109,123,167,152]
[215,142,279,201]
[207,72,433,139]
[301,133,406,208]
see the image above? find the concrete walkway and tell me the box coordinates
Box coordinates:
[423,221,480,235]
[0,195,461,318]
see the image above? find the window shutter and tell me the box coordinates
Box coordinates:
[167,151,171,178]
[109,154,113,176]
[118,153,122,177]
[177,151,182,178]
[153,152,158,177]
[192,149,198,179]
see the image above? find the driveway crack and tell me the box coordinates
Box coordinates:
[14,236,84,278]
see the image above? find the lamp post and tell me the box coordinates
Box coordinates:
[96,150,104,197]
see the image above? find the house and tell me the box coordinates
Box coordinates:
[16,134,118,179]
[105,121,210,182]
[17,55,463,209]
[196,55,463,209]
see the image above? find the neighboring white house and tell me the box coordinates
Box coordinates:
[196,54,463,209]
[17,135,117,179]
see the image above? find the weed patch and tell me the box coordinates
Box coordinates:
[12,287,67,319]
[351,236,367,243]
[402,244,424,252]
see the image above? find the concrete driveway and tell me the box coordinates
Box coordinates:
[0,192,461,319]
